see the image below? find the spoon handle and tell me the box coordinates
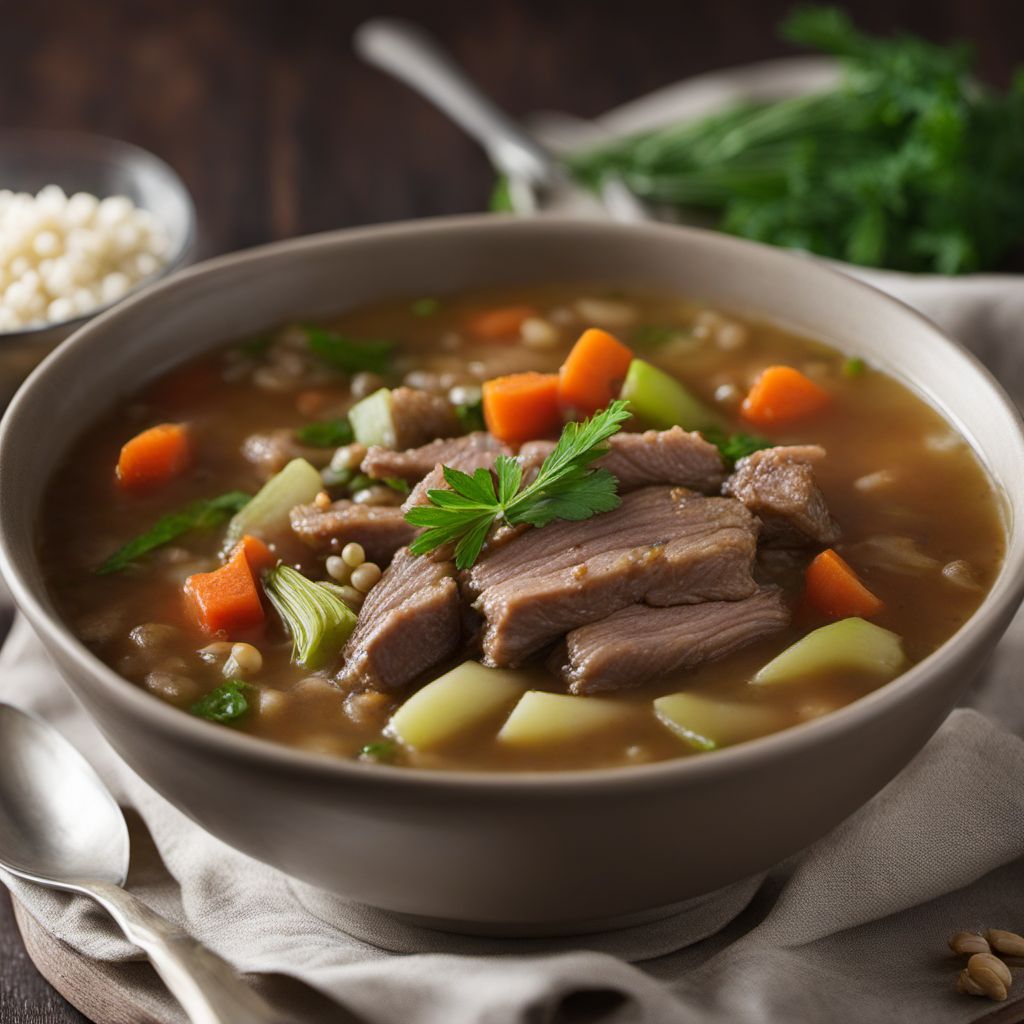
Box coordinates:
[88,881,284,1024]
[354,17,556,186]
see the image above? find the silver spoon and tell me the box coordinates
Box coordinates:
[0,702,283,1024]
[353,17,649,222]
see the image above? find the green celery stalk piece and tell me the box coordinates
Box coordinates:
[349,387,396,447]
[225,458,323,546]
[388,662,525,752]
[654,692,789,751]
[753,617,906,686]
[620,359,719,431]
[263,565,358,670]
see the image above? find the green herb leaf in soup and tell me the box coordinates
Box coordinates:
[305,327,394,375]
[454,399,486,434]
[191,680,250,723]
[295,419,354,448]
[701,429,773,467]
[360,740,398,762]
[410,298,441,317]
[96,491,251,575]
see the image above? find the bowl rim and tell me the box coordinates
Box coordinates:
[3,213,1023,795]
[0,127,197,342]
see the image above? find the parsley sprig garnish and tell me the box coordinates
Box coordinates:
[406,400,631,569]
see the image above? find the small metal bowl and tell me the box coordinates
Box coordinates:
[0,130,196,401]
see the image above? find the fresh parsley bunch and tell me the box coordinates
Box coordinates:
[565,7,1024,274]
[406,400,631,569]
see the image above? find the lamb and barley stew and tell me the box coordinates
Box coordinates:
[41,285,1004,771]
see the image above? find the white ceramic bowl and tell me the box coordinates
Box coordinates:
[2,216,1022,935]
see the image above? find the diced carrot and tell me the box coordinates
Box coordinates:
[558,328,634,416]
[804,548,884,619]
[482,372,562,444]
[232,534,277,575]
[466,305,538,340]
[185,546,265,635]
[116,423,191,491]
[741,365,831,427]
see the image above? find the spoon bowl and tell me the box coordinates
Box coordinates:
[0,703,128,888]
[0,702,282,1023]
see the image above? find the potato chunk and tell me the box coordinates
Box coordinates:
[753,617,905,685]
[389,662,525,751]
[498,691,630,746]
[654,692,788,751]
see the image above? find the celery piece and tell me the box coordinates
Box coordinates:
[654,692,788,751]
[349,387,395,447]
[389,662,525,751]
[263,564,357,669]
[753,617,906,686]
[620,359,719,431]
[497,691,630,746]
[225,458,323,546]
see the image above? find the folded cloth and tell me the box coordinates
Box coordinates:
[3,270,1024,1024]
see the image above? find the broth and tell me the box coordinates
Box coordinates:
[39,285,1004,771]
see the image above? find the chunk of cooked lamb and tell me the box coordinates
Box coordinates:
[518,426,725,494]
[471,488,759,667]
[336,548,461,692]
[552,587,790,694]
[723,445,840,547]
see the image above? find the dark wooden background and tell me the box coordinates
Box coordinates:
[1,0,1021,1019]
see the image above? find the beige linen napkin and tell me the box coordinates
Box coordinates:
[2,273,1024,1024]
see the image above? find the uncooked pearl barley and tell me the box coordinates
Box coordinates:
[0,185,171,331]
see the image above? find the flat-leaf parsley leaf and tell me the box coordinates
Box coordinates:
[405,400,631,569]
[190,680,250,724]
[96,491,251,575]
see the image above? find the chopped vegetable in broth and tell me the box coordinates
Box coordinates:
[39,284,1004,771]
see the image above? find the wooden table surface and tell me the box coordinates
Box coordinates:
[1,0,1021,1019]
